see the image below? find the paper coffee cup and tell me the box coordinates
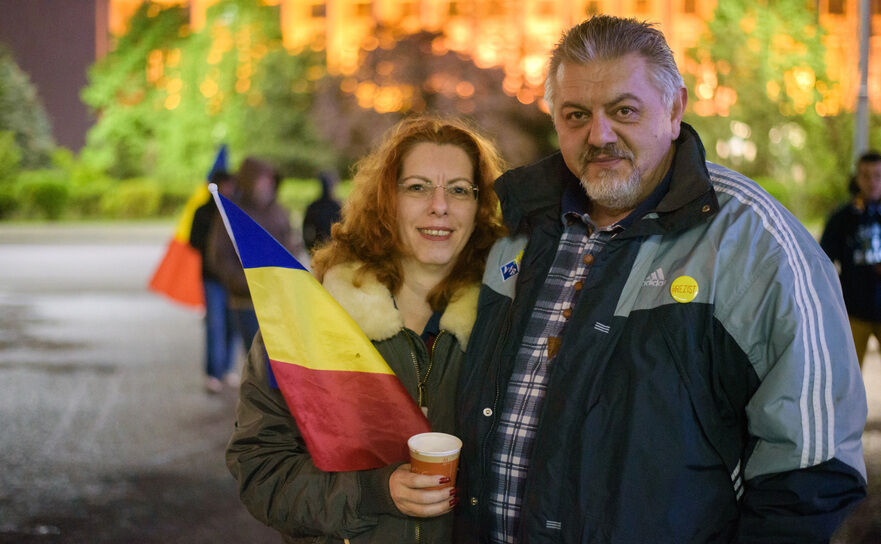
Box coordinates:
[407,432,463,489]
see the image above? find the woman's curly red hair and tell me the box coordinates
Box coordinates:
[311,116,506,311]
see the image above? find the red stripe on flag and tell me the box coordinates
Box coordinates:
[148,238,205,309]
[270,359,431,471]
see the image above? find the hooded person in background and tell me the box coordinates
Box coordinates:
[302,170,342,253]
[208,157,295,360]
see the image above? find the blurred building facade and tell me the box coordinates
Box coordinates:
[1,0,879,152]
[106,0,881,114]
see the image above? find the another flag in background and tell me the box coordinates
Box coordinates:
[148,145,228,309]
[211,185,430,471]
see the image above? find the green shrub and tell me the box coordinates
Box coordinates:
[0,182,16,218]
[0,130,22,183]
[99,178,162,218]
[15,169,70,219]
[67,178,113,218]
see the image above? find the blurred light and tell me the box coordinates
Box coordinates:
[166,48,181,68]
[200,78,218,98]
[377,61,395,76]
[716,140,730,159]
[340,77,358,93]
[743,141,757,162]
[517,89,534,104]
[432,37,449,55]
[766,80,780,100]
[164,94,180,110]
[730,120,751,139]
[306,66,325,81]
[362,36,379,51]
[456,81,475,98]
[166,77,183,93]
[235,78,250,93]
[696,83,714,100]
[502,75,520,96]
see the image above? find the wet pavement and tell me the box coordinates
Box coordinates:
[0,223,879,543]
[0,223,278,543]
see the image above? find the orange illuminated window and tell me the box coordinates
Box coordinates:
[311,3,326,18]
[684,0,696,14]
[355,2,372,17]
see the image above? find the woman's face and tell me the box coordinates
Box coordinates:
[396,142,478,276]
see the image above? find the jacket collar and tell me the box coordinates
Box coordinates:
[494,122,718,237]
[321,262,480,349]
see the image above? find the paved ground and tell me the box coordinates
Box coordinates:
[0,223,278,543]
[0,222,879,543]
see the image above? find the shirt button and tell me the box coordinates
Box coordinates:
[562,308,572,318]
[574,281,583,291]
[583,253,594,265]
[482,407,493,417]
[470,497,479,506]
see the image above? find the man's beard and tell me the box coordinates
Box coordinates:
[578,144,643,211]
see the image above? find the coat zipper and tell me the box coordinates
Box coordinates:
[405,329,443,409]
[407,329,446,544]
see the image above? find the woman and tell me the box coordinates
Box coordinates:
[225,117,506,543]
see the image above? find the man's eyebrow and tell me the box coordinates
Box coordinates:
[559,93,644,110]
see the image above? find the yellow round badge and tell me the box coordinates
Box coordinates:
[670,275,699,303]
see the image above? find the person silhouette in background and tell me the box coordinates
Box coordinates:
[302,170,342,253]
[821,150,881,368]
[190,170,239,394]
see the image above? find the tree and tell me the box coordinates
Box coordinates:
[81,0,332,183]
[311,28,556,172]
[0,44,54,170]
[685,0,848,222]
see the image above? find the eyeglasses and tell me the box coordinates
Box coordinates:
[397,178,479,201]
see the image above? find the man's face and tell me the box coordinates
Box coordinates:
[552,54,686,213]
[856,161,881,202]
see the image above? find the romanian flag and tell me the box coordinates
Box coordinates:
[148,146,228,309]
[211,186,430,471]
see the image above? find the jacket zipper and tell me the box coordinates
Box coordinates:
[408,330,448,544]
[405,329,443,409]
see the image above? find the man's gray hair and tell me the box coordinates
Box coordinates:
[544,16,685,113]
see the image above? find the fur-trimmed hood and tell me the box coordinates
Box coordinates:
[322,261,479,349]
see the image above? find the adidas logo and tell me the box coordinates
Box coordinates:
[643,268,666,287]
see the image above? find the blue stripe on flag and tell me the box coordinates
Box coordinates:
[216,192,307,271]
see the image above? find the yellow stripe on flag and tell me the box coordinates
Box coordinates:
[173,184,211,242]
[246,266,396,375]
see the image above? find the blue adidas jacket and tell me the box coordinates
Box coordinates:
[455,124,867,543]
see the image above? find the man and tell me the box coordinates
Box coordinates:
[456,16,867,543]
[821,151,881,368]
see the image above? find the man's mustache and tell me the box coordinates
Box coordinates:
[579,144,634,164]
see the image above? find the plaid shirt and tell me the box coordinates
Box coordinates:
[488,172,673,544]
